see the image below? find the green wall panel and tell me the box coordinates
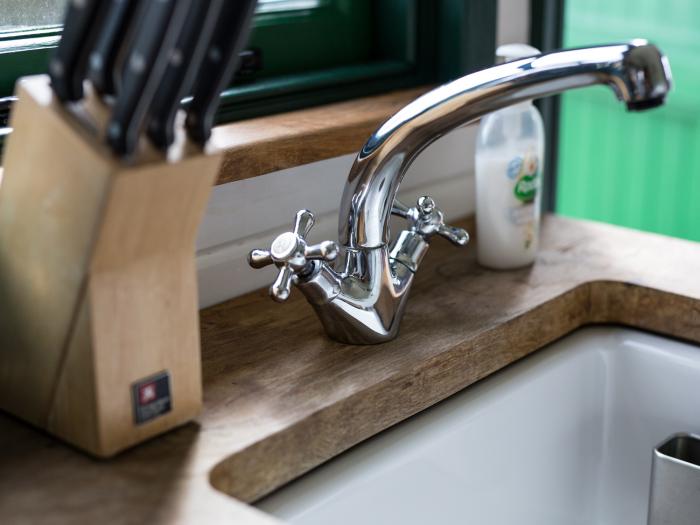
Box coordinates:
[557,0,700,241]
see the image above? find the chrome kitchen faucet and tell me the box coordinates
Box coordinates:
[249,41,672,344]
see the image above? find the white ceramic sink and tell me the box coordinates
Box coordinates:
[257,327,700,524]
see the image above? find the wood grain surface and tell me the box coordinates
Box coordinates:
[211,87,430,185]
[1,215,700,524]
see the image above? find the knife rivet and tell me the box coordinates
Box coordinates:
[107,122,122,140]
[209,47,222,63]
[170,49,183,67]
[49,60,64,78]
[129,53,146,74]
[90,53,103,71]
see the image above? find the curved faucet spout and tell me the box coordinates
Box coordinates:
[249,41,672,345]
[338,40,672,249]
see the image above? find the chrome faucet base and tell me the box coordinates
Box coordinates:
[298,245,415,344]
[249,40,672,345]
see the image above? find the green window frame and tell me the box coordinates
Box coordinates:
[530,0,565,213]
[0,1,497,129]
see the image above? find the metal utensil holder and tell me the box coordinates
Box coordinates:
[648,433,700,525]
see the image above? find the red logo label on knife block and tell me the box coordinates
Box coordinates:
[138,383,157,405]
[131,371,171,425]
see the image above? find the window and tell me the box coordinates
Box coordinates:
[218,0,499,122]
[534,0,699,242]
[556,0,700,242]
[0,0,66,31]
[0,1,497,128]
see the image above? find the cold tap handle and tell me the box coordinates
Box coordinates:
[293,209,315,239]
[248,248,273,269]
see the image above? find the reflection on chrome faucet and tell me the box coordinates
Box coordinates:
[249,40,672,344]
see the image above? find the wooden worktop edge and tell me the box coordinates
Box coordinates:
[210,87,430,185]
[209,284,591,502]
[208,279,700,503]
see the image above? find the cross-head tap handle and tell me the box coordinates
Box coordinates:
[392,195,470,246]
[248,209,339,302]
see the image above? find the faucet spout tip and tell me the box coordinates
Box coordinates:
[621,42,672,110]
[627,96,666,112]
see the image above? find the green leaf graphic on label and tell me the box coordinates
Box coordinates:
[514,173,539,202]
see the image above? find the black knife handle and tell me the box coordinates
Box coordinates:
[88,0,137,97]
[146,0,225,151]
[185,0,258,146]
[49,0,102,102]
[106,0,192,158]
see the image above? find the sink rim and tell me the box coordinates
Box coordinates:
[256,325,700,524]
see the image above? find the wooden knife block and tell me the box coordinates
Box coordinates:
[0,76,222,457]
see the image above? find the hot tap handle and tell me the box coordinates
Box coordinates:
[437,224,470,246]
[416,196,435,216]
[418,195,470,246]
[247,209,339,302]
[391,199,411,219]
[396,195,470,247]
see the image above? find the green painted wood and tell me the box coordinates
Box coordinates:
[0,1,498,120]
[0,27,60,96]
[249,0,372,78]
[214,61,414,122]
[557,0,700,241]
[530,0,564,212]
[436,0,497,81]
[0,1,498,138]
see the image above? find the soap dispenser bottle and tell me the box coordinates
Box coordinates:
[475,43,545,269]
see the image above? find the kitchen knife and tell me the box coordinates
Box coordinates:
[87,0,137,97]
[106,0,192,158]
[185,0,258,146]
[146,0,225,151]
[49,0,103,102]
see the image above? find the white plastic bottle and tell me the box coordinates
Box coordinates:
[475,43,545,269]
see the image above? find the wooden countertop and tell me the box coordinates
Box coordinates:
[2,215,700,524]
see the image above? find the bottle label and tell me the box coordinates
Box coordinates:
[506,151,540,249]
[507,153,540,203]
